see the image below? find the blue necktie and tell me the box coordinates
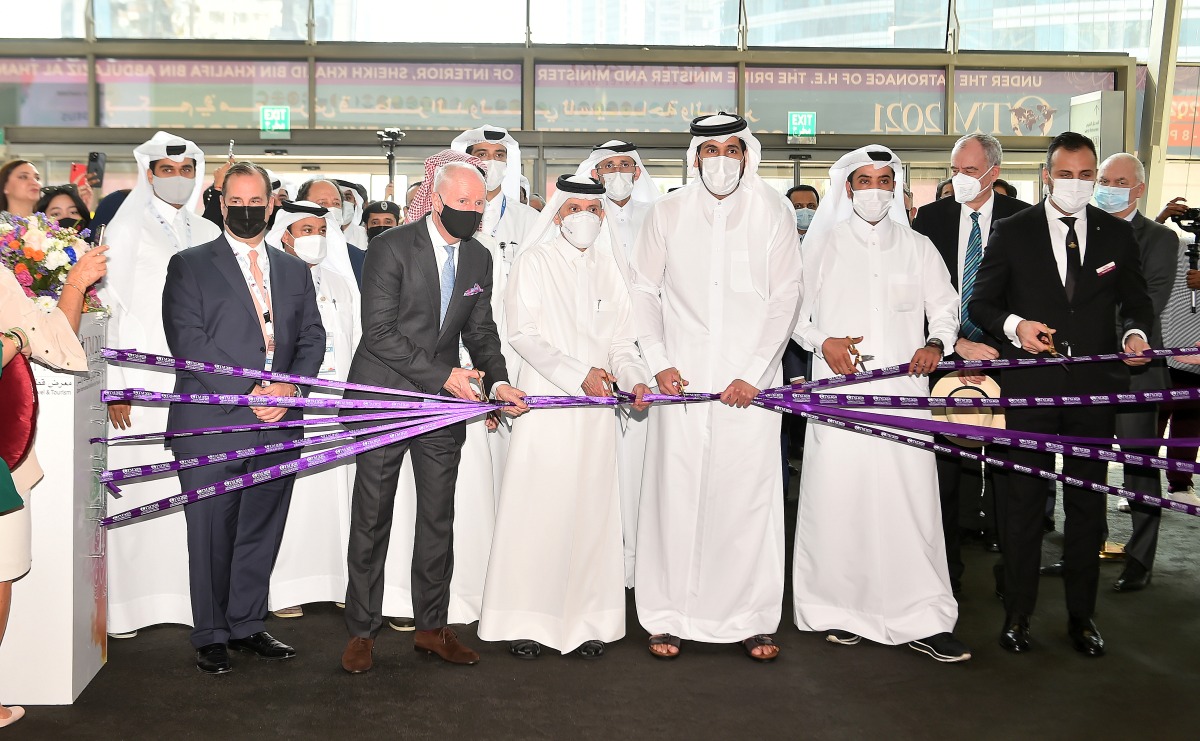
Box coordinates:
[439,243,456,326]
[960,211,985,342]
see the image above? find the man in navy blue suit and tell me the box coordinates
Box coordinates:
[162,161,326,675]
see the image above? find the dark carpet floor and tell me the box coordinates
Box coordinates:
[11,477,1200,740]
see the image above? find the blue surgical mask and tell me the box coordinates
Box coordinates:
[1093,184,1132,214]
[795,207,815,231]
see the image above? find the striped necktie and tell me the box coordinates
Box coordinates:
[960,211,985,342]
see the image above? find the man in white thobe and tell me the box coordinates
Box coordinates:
[479,175,651,659]
[629,113,802,661]
[575,140,660,588]
[102,131,221,638]
[261,201,362,618]
[449,128,537,500]
[792,145,971,663]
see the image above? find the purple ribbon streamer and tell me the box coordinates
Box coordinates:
[795,346,1200,392]
[104,348,479,404]
[777,404,1200,518]
[100,416,439,485]
[102,407,482,527]
[767,386,1200,411]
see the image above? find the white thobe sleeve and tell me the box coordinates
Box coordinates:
[608,289,650,391]
[920,236,961,354]
[791,239,831,356]
[628,205,672,379]
[505,254,591,395]
[737,209,803,389]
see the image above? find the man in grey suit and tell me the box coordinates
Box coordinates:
[163,162,327,675]
[1095,153,1179,592]
[340,162,528,673]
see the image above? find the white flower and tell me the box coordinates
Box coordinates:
[35,295,57,313]
[43,248,70,271]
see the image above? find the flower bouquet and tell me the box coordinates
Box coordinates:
[0,212,104,313]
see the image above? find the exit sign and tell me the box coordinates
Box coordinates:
[260,106,291,140]
[788,111,816,144]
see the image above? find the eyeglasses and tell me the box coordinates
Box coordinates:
[595,162,637,174]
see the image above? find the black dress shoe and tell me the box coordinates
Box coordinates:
[196,643,232,675]
[1067,617,1105,657]
[229,631,296,660]
[1113,562,1152,592]
[1039,559,1064,577]
[998,614,1031,653]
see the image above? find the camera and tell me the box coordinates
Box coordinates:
[1172,207,1200,235]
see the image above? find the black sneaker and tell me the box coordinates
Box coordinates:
[389,617,416,632]
[825,629,861,645]
[909,632,971,663]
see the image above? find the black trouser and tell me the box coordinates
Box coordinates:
[181,447,297,648]
[935,451,995,590]
[997,405,1113,619]
[343,423,464,637]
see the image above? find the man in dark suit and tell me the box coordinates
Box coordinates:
[1093,153,1179,592]
[913,133,1031,594]
[339,162,527,674]
[971,132,1153,657]
[163,162,326,675]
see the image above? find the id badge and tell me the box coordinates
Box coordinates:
[319,333,337,380]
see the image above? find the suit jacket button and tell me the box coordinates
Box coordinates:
[259,346,266,352]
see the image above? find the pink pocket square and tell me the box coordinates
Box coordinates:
[463,283,483,297]
[1096,261,1116,276]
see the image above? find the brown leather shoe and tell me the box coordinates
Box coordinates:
[341,636,374,674]
[414,627,479,665]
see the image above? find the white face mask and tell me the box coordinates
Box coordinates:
[560,211,602,249]
[340,201,356,225]
[485,160,507,192]
[951,169,992,204]
[601,172,635,202]
[700,156,742,196]
[851,188,894,223]
[289,234,327,265]
[151,174,195,206]
[1050,178,1095,214]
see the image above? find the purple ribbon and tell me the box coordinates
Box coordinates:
[102,406,482,527]
[104,348,479,403]
[796,346,1200,392]
[767,386,1200,410]
[783,404,1200,518]
[101,415,446,486]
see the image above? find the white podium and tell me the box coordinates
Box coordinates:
[0,314,107,704]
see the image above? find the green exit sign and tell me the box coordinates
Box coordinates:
[260,106,291,140]
[788,111,816,144]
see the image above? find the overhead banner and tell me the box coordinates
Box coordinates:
[0,57,89,127]
[953,70,1115,137]
[314,62,521,130]
[97,59,310,129]
[534,64,737,132]
[746,67,946,136]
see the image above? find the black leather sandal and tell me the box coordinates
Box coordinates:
[575,640,605,660]
[509,640,542,660]
[742,634,780,662]
[648,633,681,660]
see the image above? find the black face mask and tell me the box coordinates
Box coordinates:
[56,217,81,231]
[436,202,482,241]
[366,225,391,242]
[225,205,269,239]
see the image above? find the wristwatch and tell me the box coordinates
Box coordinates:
[925,337,945,351]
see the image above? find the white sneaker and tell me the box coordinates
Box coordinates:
[107,630,137,639]
[1168,486,1200,506]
